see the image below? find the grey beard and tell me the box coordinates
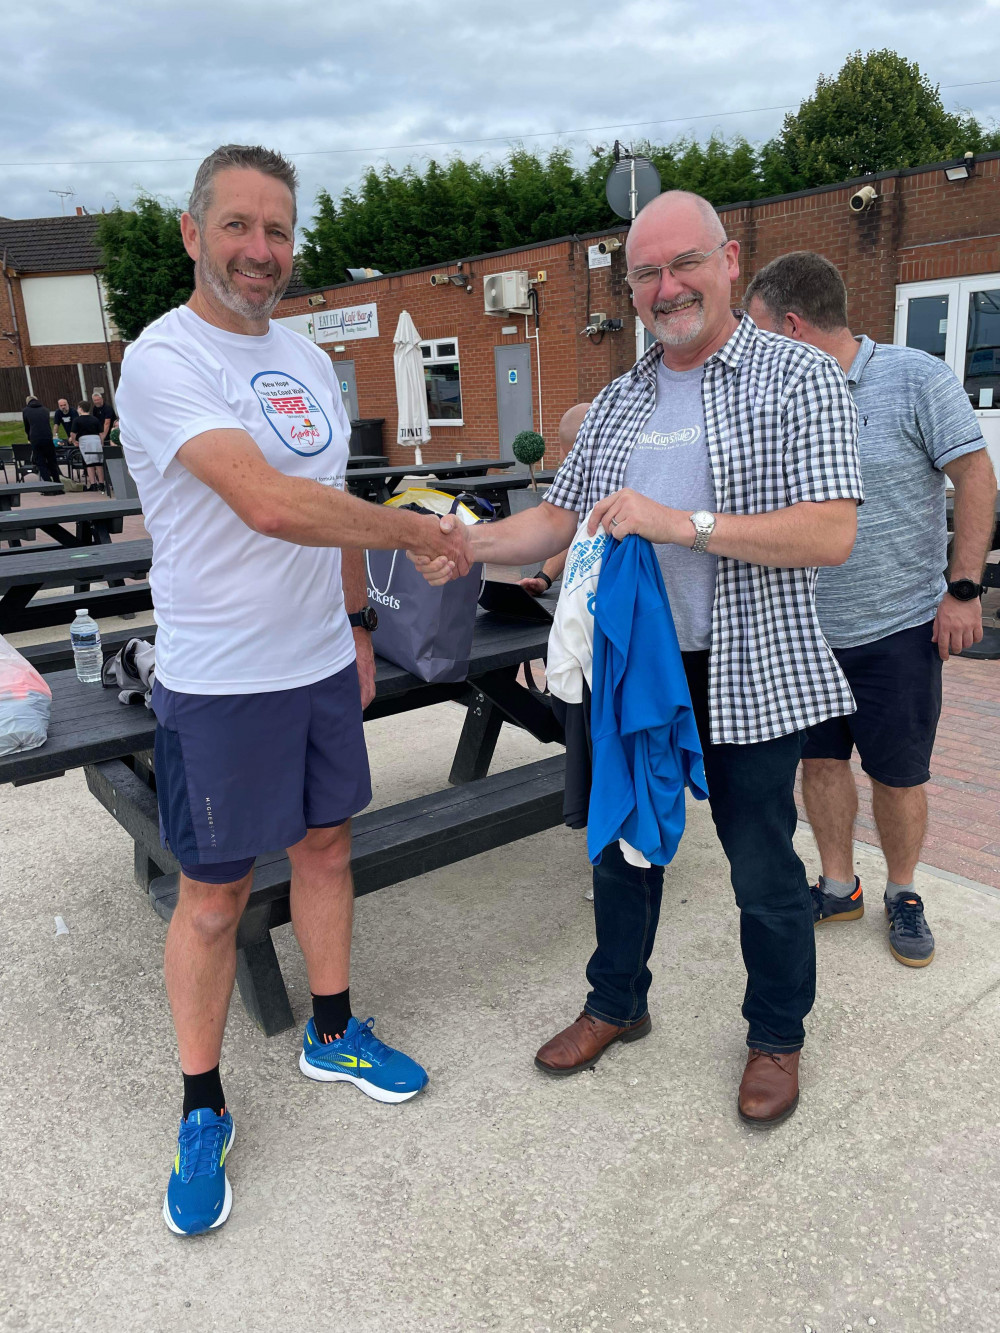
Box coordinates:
[197,253,289,322]
[653,300,705,347]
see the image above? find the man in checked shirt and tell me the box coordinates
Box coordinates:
[413,191,863,1127]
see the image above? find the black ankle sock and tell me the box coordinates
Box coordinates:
[182,1065,226,1118]
[312,988,352,1044]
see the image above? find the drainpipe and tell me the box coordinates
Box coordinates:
[1,248,31,394]
[95,271,114,406]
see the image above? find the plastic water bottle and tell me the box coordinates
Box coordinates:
[70,609,103,683]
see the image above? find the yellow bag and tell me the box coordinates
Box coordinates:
[383,487,482,525]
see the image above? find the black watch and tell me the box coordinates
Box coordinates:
[348,606,378,631]
[947,579,985,602]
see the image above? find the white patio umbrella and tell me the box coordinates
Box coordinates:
[393,310,431,467]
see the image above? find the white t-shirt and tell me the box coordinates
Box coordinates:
[116,304,354,695]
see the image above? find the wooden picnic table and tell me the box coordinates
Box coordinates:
[1,605,564,1035]
[0,481,64,511]
[346,458,514,504]
[0,537,153,633]
[0,498,143,551]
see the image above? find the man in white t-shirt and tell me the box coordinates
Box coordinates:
[116,144,470,1238]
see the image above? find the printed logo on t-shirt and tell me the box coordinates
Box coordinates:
[251,371,333,456]
[634,426,702,449]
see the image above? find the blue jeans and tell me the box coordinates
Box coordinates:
[584,651,815,1054]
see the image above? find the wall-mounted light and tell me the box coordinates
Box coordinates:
[944,152,976,182]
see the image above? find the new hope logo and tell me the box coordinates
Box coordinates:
[252,371,332,457]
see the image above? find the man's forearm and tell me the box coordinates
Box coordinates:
[259,474,445,556]
[948,465,998,580]
[707,500,856,568]
[469,501,579,566]
[341,547,368,613]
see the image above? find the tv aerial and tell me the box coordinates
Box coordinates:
[605,142,661,221]
[48,189,75,215]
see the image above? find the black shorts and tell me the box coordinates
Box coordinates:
[801,619,942,788]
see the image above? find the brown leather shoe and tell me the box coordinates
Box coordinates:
[738,1048,800,1127]
[534,1011,651,1076]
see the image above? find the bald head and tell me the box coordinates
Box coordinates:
[626,191,726,260]
[557,402,591,459]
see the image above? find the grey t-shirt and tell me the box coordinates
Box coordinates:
[815,337,987,648]
[624,358,717,651]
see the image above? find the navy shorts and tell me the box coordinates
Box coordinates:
[151,662,372,883]
[801,619,942,788]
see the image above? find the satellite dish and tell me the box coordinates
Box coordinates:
[605,155,661,221]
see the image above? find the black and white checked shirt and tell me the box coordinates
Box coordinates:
[547,314,864,745]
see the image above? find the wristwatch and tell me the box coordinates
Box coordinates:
[689,510,716,554]
[348,607,379,631]
[532,570,553,590]
[947,579,985,602]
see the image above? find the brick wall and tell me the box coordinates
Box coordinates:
[0,269,124,374]
[270,151,1000,466]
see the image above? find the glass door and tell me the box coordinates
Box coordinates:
[894,284,960,367]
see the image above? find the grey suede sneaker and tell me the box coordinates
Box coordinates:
[884,891,935,967]
[811,876,863,925]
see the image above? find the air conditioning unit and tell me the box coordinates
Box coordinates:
[483,270,531,314]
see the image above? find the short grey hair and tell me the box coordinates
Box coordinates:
[745,251,849,333]
[188,144,298,229]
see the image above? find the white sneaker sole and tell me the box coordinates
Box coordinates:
[298,1050,423,1103]
[162,1123,235,1236]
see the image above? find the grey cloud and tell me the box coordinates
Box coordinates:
[2,0,999,223]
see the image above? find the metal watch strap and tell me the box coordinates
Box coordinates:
[690,511,715,555]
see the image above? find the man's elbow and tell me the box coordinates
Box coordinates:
[817,509,857,566]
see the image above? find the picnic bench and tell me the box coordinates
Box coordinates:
[346,458,514,504]
[346,454,388,468]
[0,498,143,552]
[0,537,153,633]
[431,471,557,518]
[2,606,565,1037]
[0,481,64,511]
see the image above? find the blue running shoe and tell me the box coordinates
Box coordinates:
[162,1108,235,1236]
[299,1016,428,1103]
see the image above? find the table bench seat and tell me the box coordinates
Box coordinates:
[86,752,566,1035]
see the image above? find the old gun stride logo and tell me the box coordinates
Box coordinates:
[251,372,332,456]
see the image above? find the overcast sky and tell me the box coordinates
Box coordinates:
[3,0,1000,231]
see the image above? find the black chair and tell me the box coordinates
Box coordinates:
[0,445,12,483]
[61,444,87,484]
[11,443,38,482]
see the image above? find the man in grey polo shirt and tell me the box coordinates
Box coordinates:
[748,251,997,968]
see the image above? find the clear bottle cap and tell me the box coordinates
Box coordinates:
[75,608,88,616]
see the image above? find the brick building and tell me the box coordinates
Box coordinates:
[276,150,1000,472]
[0,212,123,414]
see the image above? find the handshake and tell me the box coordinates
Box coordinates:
[406,514,475,586]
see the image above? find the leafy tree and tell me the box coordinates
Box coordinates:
[761,49,1000,191]
[96,196,192,342]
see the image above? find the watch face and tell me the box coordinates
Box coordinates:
[691,510,713,528]
[362,607,378,632]
[949,579,980,602]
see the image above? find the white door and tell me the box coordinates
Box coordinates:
[895,274,1000,476]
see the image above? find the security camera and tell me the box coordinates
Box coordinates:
[429,273,451,286]
[597,238,622,254]
[306,294,326,307]
[849,185,878,213]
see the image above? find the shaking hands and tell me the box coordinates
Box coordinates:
[407,514,474,585]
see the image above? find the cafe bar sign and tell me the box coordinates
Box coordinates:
[314,302,379,343]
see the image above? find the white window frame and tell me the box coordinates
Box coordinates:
[420,337,463,426]
[895,273,1000,417]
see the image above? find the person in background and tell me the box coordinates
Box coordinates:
[519,401,592,596]
[52,397,77,441]
[69,400,106,490]
[746,250,998,968]
[90,389,114,442]
[21,395,61,483]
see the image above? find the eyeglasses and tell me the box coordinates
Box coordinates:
[625,240,728,288]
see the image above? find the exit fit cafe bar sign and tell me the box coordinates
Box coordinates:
[315,303,379,343]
